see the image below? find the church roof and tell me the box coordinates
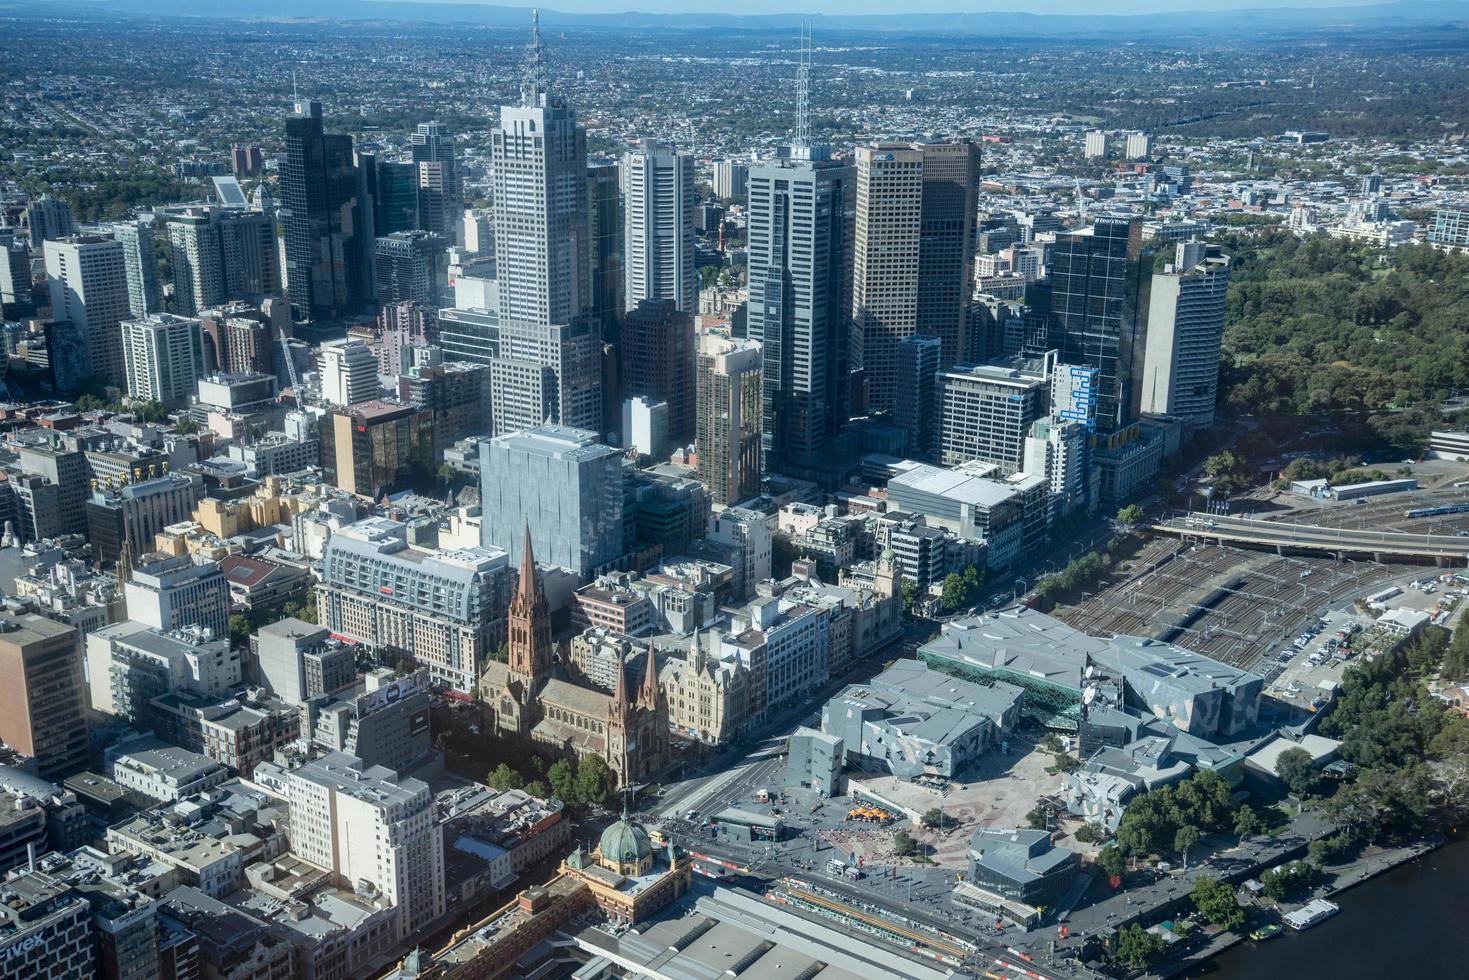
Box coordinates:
[540,677,613,718]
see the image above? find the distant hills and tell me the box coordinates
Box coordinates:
[21,0,1469,36]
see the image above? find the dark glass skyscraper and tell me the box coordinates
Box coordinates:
[746,152,854,476]
[281,99,372,322]
[1047,216,1150,435]
[375,161,421,235]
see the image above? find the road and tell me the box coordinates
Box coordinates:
[1152,512,1469,562]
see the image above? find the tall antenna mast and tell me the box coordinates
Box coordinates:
[522,9,549,107]
[291,70,298,104]
[795,23,811,150]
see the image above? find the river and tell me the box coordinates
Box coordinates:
[1193,838,1466,978]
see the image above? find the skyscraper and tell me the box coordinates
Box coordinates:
[113,218,162,318]
[1047,217,1149,435]
[0,614,89,781]
[374,160,420,235]
[44,234,130,386]
[851,144,923,415]
[491,15,590,327]
[165,211,223,315]
[894,334,942,461]
[696,333,763,507]
[1139,242,1231,428]
[937,363,1045,473]
[1084,130,1107,160]
[915,141,981,366]
[281,99,372,322]
[745,155,853,474]
[851,141,980,411]
[410,121,461,240]
[713,159,749,200]
[620,298,696,445]
[622,141,695,313]
[374,230,447,306]
[121,313,206,409]
[24,196,74,247]
[479,424,624,580]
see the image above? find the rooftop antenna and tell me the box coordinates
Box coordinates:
[795,22,811,151]
[522,9,549,107]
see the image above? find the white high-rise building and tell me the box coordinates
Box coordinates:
[44,234,131,385]
[1024,417,1088,516]
[121,313,205,408]
[622,141,696,313]
[1125,132,1154,160]
[938,363,1045,473]
[113,218,162,317]
[490,14,589,327]
[1139,242,1231,428]
[166,212,224,316]
[712,159,749,200]
[1084,130,1107,160]
[283,752,445,942]
[317,339,381,406]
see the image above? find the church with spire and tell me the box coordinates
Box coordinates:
[479,525,670,786]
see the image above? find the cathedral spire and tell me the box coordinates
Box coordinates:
[640,640,660,709]
[609,650,629,719]
[507,521,552,680]
[516,523,537,601]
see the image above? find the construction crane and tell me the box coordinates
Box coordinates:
[278,325,299,391]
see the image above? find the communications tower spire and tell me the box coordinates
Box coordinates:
[522,9,549,107]
[795,22,812,151]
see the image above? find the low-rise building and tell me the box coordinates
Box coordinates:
[822,660,1023,780]
[105,738,230,803]
[961,828,1080,926]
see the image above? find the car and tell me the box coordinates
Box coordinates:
[685,809,699,821]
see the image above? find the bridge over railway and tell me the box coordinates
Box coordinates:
[1150,512,1469,565]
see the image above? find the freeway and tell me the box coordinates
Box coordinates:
[1151,512,1469,563]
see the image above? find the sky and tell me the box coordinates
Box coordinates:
[413,0,1397,14]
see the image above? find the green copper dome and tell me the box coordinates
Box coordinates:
[599,816,653,866]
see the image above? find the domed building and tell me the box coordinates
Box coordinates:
[561,804,691,926]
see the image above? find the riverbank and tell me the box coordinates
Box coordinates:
[1146,834,1442,979]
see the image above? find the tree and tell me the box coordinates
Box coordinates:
[1073,823,1100,844]
[920,807,950,830]
[893,830,917,856]
[227,614,253,649]
[1260,861,1319,901]
[1174,825,1201,869]
[940,573,967,613]
[1308,833,1352,865]
[394,656,416,677]
[524,779,548,799]
[1275,746,1321,797]
[486,763,524,791]
[1025,805,1050,830]
[173,414,198,434]
[900,581,918,613]
[1095,844,1126,882]
[1233,805,1265,839]
[1114,923,1165,970]
[548,760,576,802]
[1116,504,1146,527]
[574,755,615,806]
[1191,876,1246,931]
